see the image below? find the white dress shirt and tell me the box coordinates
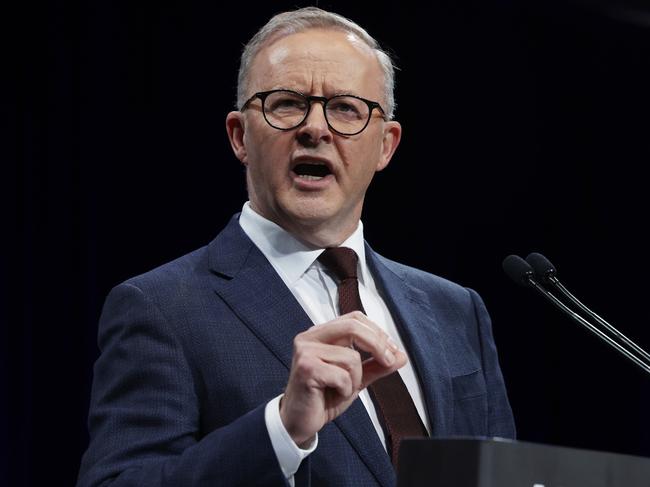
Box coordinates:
[238,202,430,479]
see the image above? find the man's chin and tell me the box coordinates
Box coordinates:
[286,208,336,229]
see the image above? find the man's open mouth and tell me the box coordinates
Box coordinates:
[292,162,332,180]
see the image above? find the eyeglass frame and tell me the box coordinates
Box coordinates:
[239,89,388,136]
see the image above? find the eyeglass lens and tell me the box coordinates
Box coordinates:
[263,91,370,135]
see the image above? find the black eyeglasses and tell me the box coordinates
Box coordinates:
[240,89,387,136]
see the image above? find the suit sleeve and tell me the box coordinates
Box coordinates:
[77,282,290,487]
[468,288,517,439]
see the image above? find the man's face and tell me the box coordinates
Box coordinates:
[226,28,401,246]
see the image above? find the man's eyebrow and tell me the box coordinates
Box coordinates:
[332,90,362,97]
[264,87,367,98]
[262,86,292,92]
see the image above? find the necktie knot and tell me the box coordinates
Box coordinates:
[318,247,359,282]
[318,247,364,315]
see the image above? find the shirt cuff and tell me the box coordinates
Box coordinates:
[264,394,318,479]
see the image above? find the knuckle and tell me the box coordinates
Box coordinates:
[351,310,365,321]
[293,334,303,346]
[341,320,355,335]
[341,374,352,392]
[293,333,309,350]
[350,349,362,364]
[294,354,314,376]
[376,331,388,345]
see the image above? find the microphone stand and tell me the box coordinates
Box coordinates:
[546,275,650,367]
[523,273,650,375]
[503,254,650,376]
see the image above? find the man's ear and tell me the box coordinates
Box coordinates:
[376,120,402,172]
[226,111,248,164]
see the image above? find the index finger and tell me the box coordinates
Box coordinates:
[300,314,397,368]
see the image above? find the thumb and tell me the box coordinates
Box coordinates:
[360,351,408,389]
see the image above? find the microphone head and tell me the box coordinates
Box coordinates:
[502,254,536,287]
[526,252,557,283]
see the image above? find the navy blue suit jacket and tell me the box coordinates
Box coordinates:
[78,214,515,487]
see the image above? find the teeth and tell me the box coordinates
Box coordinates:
[298,175,324,181]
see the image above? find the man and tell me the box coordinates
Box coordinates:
[77,7,515,487]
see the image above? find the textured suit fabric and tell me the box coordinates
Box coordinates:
[77,213,516,487]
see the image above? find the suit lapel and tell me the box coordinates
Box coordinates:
[332,401,396,487]
[366,245,454,438]
[207,216,394,485]
[207,215,312,369]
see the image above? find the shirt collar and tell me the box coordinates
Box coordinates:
[238,201,368,285]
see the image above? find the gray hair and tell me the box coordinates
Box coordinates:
[236,7,397,119]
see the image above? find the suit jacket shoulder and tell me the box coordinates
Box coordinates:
[78,215,290,487]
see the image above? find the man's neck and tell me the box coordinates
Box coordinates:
[248,203,360,249]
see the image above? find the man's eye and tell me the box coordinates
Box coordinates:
[329,101,362,118]
[270,98,306,111]
[332,102,355,112]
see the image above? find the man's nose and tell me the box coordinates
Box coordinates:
[296,102,333,145]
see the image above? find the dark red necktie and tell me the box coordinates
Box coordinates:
[318,247,427,467]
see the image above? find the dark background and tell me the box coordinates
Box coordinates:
[7,0,650,485]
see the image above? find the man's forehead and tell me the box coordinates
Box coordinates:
[245,27,384,98]
[259,28,376,65]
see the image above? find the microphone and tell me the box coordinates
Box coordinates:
[502,254,606,325]
[502,254,650,375]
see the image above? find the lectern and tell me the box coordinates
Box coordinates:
[397,437,650,487]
